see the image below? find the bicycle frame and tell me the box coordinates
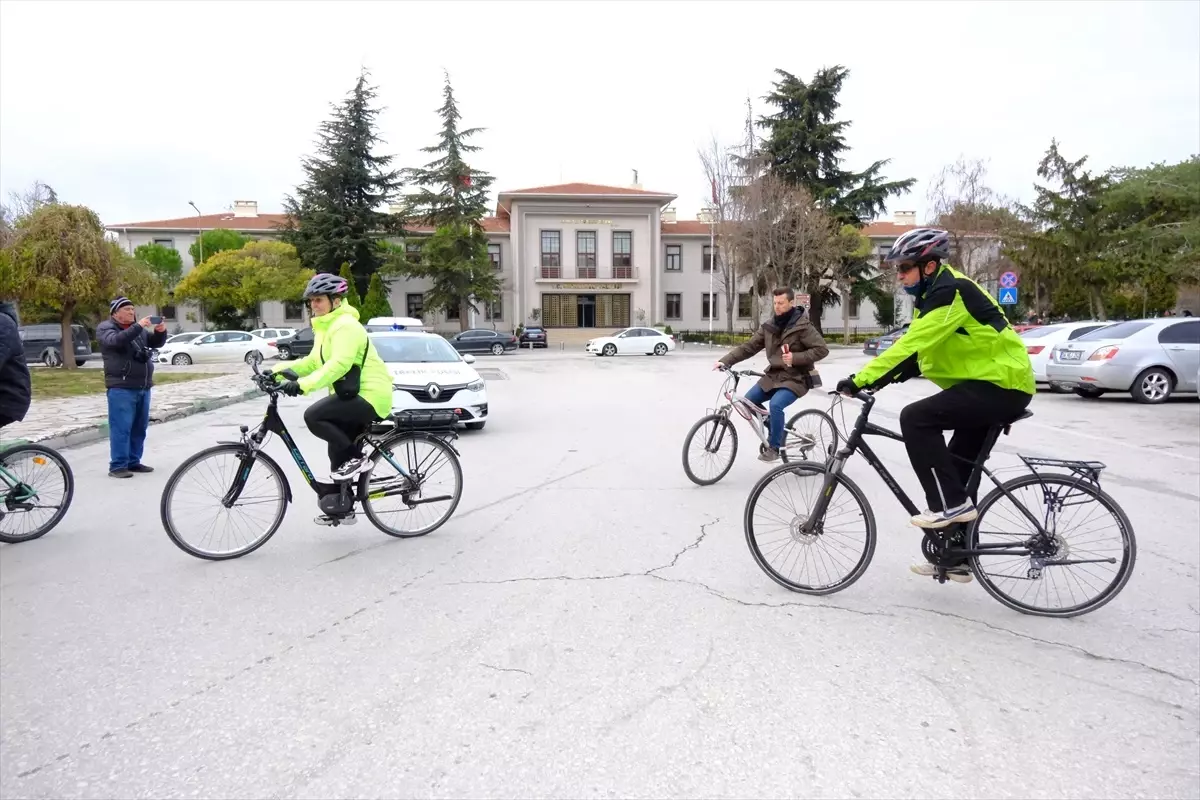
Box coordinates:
[1,453,41,502]
[709,368,813,456]
[800,390,1114,565]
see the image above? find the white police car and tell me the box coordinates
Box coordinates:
[368,330,489,430]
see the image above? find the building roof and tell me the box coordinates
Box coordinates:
[861,221,919,238]
[661,220,714,236]
[501,182,676,198]
[107,212,289,232]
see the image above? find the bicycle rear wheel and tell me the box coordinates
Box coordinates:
[160,445,288,560]
[744,462,877,595]
[968,473,1136,617]
[0,444,74,544]
[361,433,463,538]
[682,413,739,486]
[784,408,838,462]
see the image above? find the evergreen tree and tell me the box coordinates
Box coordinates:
[337,262,363,308]
[281,69,404,296]
[361,272,394,319]
[393,71,501,328]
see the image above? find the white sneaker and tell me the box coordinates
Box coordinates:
[330,457,371,482]
[910,562,973,583]
[911,503,977,529]
[315,513,356,526]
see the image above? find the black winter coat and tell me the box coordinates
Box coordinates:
[0,302,31,422]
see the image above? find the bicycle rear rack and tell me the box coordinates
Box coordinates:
[1018,456,1106,488]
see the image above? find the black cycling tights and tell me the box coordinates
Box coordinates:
[898,380,1032,512]
[303,394,379,470]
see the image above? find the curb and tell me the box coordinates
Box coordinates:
[7,387,262,452]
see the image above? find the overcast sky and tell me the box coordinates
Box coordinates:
[2,0,1197,227]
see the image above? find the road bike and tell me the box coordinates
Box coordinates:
[160,360,464,561]
[681,366,838,486]
[0,440,75,544]
[743,388,1137,618]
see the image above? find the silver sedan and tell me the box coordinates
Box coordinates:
[1045,317,1200,403]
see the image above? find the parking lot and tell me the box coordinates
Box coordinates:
[2,347,1198,799]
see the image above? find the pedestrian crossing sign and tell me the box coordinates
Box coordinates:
[998,287,1019,305]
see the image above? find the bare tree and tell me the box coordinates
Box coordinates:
[698,134,741,331]
[0,180,58,249]
[926,157,1013,283]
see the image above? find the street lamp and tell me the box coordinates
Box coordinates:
[188,202,204,327]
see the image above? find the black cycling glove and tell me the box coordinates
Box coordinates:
[279,380,302,397]
[279,368,299,381]
[836,377,859,395]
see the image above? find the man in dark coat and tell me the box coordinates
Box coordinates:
[0,300,31,430]
[96,297,167,478]
[716,287,831,461]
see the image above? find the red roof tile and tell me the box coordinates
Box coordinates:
[501,182,675,197]
[661,220,714,235]
[861,221,919,238]
[107,212,290,231]
[406,216,510,234]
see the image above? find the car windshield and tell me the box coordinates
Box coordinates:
[1020,325,1063,339]
[370,335,460,363]
[1075,321,1151,341]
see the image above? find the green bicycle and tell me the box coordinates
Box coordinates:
[0,441,75,544]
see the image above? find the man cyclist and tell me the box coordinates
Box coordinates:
[275,273,393,492]
[0,299,31,432]
[715,287,830,462]
[835,228,1034,582]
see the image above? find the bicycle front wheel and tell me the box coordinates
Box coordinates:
[784,408,839,462]
[160,445,288,560]
[682,413,739,486]
[744,462,877,595]
[968,473,1137,618]
[0,444,75,544]
[361,433,463,538]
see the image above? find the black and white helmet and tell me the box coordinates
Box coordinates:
[884,227,950,267]
[303,272,348,299]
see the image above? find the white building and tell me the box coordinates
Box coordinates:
[107,184,945,335]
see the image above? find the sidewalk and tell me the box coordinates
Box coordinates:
[2,374,262,451]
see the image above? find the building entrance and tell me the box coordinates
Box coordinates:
[541,293,630,328]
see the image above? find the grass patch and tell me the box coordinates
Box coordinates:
[30,370,217,399]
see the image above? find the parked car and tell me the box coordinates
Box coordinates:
[370,331,489,430]
[1019,321,1114,388]
[250,327,296,342]
[1045,318,1200,403]
[155,330,277,366]
[447,328,519,355]
[519,325,548,348]
[365,316,427,333]
[276,327,314,360]
[861,323,910,356]
[586,327,676,357]
[17,322,93,367]
[164,332,204,347]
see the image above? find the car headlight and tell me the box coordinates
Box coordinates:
[466,379,485,392]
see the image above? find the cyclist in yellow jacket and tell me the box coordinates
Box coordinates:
[837,228,1035,578]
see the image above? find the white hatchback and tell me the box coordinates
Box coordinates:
[370,331,490,430]
[156,330,277,366]
[586,327,677,357]
[1020,321,1115,386]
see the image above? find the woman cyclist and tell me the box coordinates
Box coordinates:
[275,273,393,482]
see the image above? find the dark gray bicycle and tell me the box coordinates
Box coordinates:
[0,441,74,544]
[743,387,1136,618]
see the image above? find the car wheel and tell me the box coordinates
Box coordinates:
[654,343,668,356]
[277,345,291,360]
[245,350,263,365]
[602,343,617,357]
[75,359,86,368]
[42,348,61,367]
[466,421,486,431]
[1131,367,1174,404]
[1073,387,1104,399]
[172,353,193,366]
[490,343,504,356]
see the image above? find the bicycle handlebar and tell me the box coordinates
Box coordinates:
[249,359,281,395]
[829,388,876,405]
[715,365,764,379]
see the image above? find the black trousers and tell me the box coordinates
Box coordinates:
[898,380,1032,512]
[303,395,380,470]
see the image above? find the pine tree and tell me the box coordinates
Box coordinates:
[394,72,501,328]
[362,271,394,319]
[281,69,404,296]
[338,262,363,308]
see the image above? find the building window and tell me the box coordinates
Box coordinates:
[446,304,460,320]
[702,245,717,272]
[406,293,424,318]
[406,241,422,264]
[284,302,304,321]
[737,293,752,319]
[153,238,174,249]
[849,295,860,318]
[488,243,502,270]
[160,304,178,320]
[486,298,503,321]
[541,230,561,278]
[576,231,597,278]
[613,231,632,278]
[702,293,718,320]
[665,293,681,320]
[665,244,681,271]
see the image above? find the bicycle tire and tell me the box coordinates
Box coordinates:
[360,432,463,538]
[682,413,739,486]
[785,408,839,461]
[968,473,1137,618]
[743,461,878,595]
[0,444,75,544]
[160,444,288,561]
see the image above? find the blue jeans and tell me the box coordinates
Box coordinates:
[107,388,151,472]
[744,384,799,450]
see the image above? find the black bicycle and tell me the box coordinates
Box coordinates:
[160,361,465,560]
[0,441,75,544]
[743,388,1136,617]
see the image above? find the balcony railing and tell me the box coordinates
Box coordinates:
[540,266,562,279]
[536,266,639,281]
[613,266,633,279]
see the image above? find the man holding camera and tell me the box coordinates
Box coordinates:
[97,297,167,478]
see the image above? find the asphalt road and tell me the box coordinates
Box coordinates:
[2,348,1198,799]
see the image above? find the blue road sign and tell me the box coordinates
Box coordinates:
[1000,271,1019,289]
[998,287,1019,305]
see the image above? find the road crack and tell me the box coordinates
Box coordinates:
[479,663,533,678]
[647,517,718,575]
